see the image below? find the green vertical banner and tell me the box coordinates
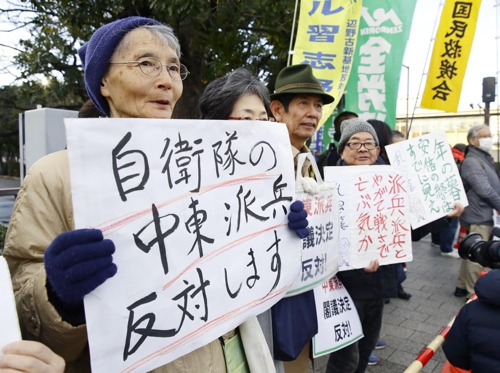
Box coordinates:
[344,0,417,128]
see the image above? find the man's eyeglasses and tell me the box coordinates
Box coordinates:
[227,116,272,122]
[346,142,378,150]
[109,57,189,81]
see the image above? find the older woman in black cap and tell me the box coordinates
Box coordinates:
[326,119,463,373]
[3,17,282,373]
[325,119,384,373]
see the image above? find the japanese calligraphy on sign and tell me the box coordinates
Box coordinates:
[386,130,468,229]
[312,276,362,357]
[324,165,412,269]
[292,0,363,128]
[421,0,481,112]
[65,118,301,373]
[287,153,339,295]
[0,257,21,350]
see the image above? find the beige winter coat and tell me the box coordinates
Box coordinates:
[3,150,275,373]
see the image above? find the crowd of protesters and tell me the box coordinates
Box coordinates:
[1,15,498,373]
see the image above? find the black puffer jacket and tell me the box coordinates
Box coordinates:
[337,265,398,299]
[443,270,500,372]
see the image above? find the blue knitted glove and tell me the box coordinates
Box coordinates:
[44,229,117,306]
[288,200,310,239]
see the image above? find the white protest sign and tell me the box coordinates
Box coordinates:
[312,276,362,358]
[324,165,412,269]
[493,211,500,241]
[65,119,301,373]
[0,256,22,351]
[286,153,339,296]
[323,173,351,271]
[386,130,468,229]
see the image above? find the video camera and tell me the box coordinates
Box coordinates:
[459,227,500,269]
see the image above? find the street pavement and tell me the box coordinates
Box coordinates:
[310,235,466,373]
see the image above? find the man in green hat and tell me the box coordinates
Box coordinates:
[269,64,334,373]
[270,64,334,178]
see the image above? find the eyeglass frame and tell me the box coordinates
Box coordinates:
[475,134,492,139]
[227,116,272,122]
[109,57,190,81]
[345,141,378,150]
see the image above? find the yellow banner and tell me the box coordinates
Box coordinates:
[421,0,481,112]
[292,0,363,128]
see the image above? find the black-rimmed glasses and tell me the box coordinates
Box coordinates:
[346,142,378,150]
[109,57,189,81]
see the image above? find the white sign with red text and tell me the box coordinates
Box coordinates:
[287,153,340,296]
[312,276,362,357]
[324,166,412,269]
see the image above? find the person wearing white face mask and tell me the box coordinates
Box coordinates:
[454,124,500,298]
[478,136,494,152]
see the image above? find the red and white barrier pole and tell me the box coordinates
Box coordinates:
[453,227,468,249]
[403,270,487,373]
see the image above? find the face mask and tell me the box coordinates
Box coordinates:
[478,137,493,152]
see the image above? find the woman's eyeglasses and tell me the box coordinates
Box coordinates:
[227,116,274,122]
[109,57,189,81]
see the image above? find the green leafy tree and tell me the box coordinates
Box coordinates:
[1,0,296,118]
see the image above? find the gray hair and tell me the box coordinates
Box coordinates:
[467,124,489,143]
[198,68,270,119]
[114,23,181,59]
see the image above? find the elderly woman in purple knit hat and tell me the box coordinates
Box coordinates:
[3,17,307,373]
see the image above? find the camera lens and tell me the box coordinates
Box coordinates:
[458,233,483,260]
[483,240,500,262]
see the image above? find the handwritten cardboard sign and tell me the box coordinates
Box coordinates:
[65,119,301,373]
[312,276,362,357]
[286,153,339,296]
[324,165,412,269]
[386,130,468,228]
[0,256,21,352]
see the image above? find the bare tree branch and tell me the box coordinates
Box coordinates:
[0,7,36,13]
[0,23,34,32]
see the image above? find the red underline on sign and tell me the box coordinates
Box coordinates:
[95,173,274,235]
[120,285,288,373]
[162,223,285,291]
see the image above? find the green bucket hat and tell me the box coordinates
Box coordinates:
[270,64,335,104]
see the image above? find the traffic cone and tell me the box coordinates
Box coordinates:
[453,227,468,249]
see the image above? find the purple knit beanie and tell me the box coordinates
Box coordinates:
[78,16,162,117]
